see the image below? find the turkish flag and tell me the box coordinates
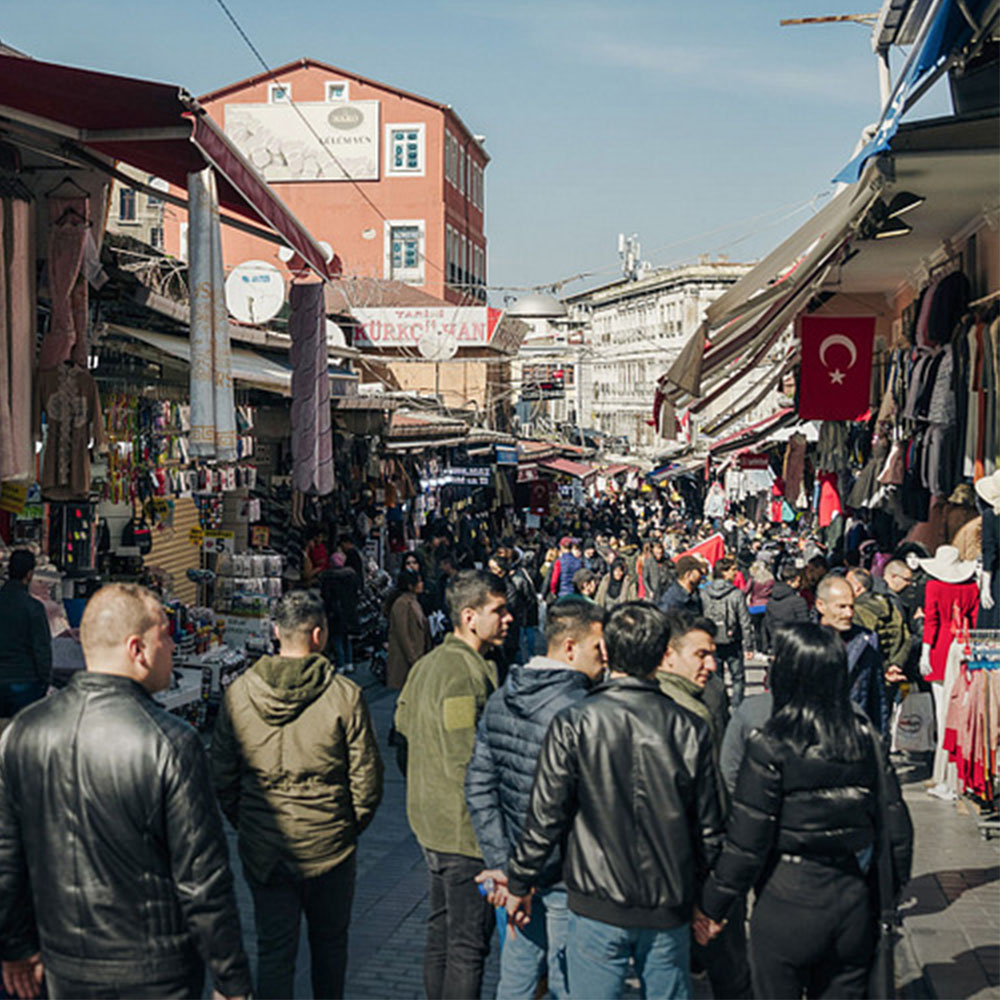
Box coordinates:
[798,316,875,420]
[675,533,726,567]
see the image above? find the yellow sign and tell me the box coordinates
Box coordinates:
[202,529,235,554]
[0,482,28,515]
[189,527,205,546]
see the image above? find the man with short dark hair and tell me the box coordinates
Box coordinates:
[572,567,598,599]
[642,540,673,605]
[466,597,606,999]
[847,566,910,684]
[701,556,754,707]
[659,555,704,614]
[762,561,810,651]
[656,611,751,999]
[0,550,51,717]
[505,601,723,999]
[212,590,383,999]
[549,537,582,599]
[0,584,250,999]
[395,570,513,1000]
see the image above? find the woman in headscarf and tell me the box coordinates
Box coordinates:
[595,558,637,609]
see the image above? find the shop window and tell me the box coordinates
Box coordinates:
[386,124,425,176]
[119,187,136,222]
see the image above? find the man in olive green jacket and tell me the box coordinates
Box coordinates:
[211,591,383,1000]
[395,569,512,1000]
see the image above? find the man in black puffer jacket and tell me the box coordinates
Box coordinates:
[762,561,810,651]
[0,584,250,1000]
[505,601,724,1000]
[465,597,605,999]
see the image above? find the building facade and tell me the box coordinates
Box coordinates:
[162,58,488,305]
[106,164,167,250]
[560,259,768,453]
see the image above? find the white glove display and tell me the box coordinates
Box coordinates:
[919,642,933,678]
[980,570,995,611]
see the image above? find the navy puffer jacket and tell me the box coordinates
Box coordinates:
[465,660,591,886]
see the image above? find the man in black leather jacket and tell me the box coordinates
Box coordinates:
[505,601,724,1000]
[0,584,251,1000]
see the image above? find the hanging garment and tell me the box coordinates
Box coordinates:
[980,510,1000,629]
[0,203,13,476]
[816,472,843,528]
[187,168,236,461]
[38,195,89,370]
[289,281,334,497]
[4,198,35,480]
[35,363,105,500]
[921,578,979,683]
[782,433,807,508]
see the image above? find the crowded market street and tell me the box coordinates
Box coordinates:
[1,1,1000,998]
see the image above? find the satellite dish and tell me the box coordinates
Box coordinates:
[319,240,334,263]
[277,245,295,263]
[418,329,458,361]
[225,260,286,324]
[326,320,347,348]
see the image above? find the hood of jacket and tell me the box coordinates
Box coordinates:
[768,581,801,606]
[245,653,334,725]
[504,659,591,720]
[704,579,736,600]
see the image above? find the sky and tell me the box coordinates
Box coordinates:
[2,0,952,300]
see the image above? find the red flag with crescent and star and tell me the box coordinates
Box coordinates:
[798,315,875,420]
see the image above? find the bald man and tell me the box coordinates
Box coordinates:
[815,574,890,739]
[0,584,251,1000]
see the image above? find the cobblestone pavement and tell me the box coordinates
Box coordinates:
[220,654,1000,999]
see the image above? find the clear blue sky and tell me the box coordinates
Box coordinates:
[2,1,950,299]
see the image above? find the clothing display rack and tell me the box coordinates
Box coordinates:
[963,629,1000,840]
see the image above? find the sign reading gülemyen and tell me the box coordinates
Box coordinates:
[224,101,380,182]
[351,307,500,349]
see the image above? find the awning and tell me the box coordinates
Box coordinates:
[835,0,995,183]
[105,323,359,397]
[0,54,329,277]
[538,458,597,481]
[708,408,797,456]
[662,169,881,403]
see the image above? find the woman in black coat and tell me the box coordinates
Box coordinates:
[696,623,913,999]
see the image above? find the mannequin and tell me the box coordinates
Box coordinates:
[974,471,1000,627]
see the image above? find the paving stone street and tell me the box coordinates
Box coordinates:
[220,658,1000,999]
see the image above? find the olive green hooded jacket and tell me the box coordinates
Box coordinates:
[211,653,383,881]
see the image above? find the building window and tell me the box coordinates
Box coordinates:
[149,227,163,250]
[179,222,189,263]
[445,132,457,186]
[325,81,349,101]
[119,187,136,222]
[386,124,425,176]
[268,82,291,104]
[385,220,424,283]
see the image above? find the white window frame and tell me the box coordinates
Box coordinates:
[384,219,425,284]
[178,221,189,263]
[268,82,292,104]
[458,146,466,195]
[118,186,137,223]
[325,80,349,101]
[385,123,426,177]
[445,132,456,186]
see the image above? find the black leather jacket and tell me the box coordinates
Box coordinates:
[701,727,914,923]
[0,673,251,994]
[507,676,724,929]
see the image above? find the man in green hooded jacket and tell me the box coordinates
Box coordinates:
[211,590,383,999]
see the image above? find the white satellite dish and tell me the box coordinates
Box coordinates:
[319,241,334,263]
[418,329,458,362]
[326,320,347,348]
[225,260,286,324]
[277,245,295,263]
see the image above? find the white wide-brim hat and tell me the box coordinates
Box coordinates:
[974,470,1000,514]
[916,544,977,584]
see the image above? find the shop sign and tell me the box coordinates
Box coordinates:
[202,529,235,554]
[189,527,205,546]
[495,446,518,466]
[351,307,496,349]
[738,453,771,470]
[443,466,492,487]
[517,464,539,483]
[0,481,28,514]
[250,525,271,548]
[224,101,380,182]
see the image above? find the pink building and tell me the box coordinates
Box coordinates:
[163,57,488,305]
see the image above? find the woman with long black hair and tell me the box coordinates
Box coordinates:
[696,622,913,999]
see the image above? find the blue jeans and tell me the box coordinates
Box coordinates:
[566,912,691,999]
[329,633,353,670]
[518,626,538,665]
[498,887,569,1000]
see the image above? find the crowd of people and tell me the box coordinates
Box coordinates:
[7,476,984,999]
